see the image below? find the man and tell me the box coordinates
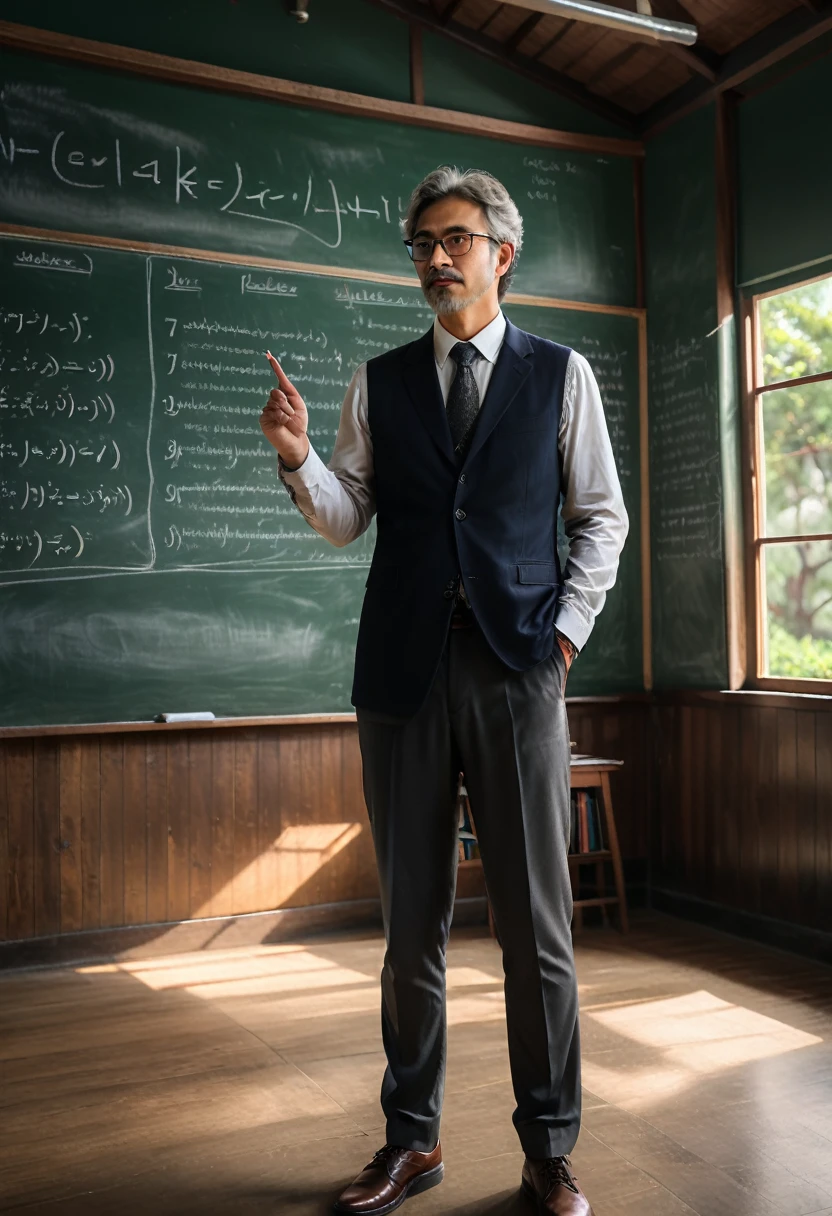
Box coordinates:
[260,166,627,1216]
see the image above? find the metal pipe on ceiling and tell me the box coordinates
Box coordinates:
[505,0,698,46]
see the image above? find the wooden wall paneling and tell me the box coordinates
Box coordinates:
[166,734,190,923]
[256,729,281,914]
[722,706,742,906]
[232,730,259,915]
[703,705,722,904]
[80,737,101,930]
[756,706,779,920]
[737,701,760,916]
[187,732,213,921]
[318,726,344,906]
[5,741,34,940]
[678,706,693,891]
[34,738,61,937]
[122,735,148,926]
[795,710,818,930]
[691,707,708,895]
[57,739,82,934]
[277,728,302,910]
[99,736,125,928]
[342,727,377,898]
[209,732,236,918]
[776,708,799,925]
[299,728,324,907]
[816,712,832,931]
[0,744,7,941]
[144,734,168,926]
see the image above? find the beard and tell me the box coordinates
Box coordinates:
[422,267,494,315]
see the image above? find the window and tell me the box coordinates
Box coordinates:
[747,273,832,685]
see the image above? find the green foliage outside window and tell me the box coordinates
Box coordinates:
[759,278,832,679]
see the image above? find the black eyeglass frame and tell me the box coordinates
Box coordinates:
[403,232,502,262]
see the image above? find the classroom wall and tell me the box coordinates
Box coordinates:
[3,0,629,136]
[0,707,651,955]
[737,48,832,292]
[644,106,729,690]
[0,7,644,955]
[652,693,832,959]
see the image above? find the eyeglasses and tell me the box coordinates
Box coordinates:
[403,232,501,262]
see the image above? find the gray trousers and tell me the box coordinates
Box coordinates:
[356,621,580,1159]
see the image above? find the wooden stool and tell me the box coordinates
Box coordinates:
[568,757,628,933]
[458,756,628,938]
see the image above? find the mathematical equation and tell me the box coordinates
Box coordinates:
[2,127,409,252]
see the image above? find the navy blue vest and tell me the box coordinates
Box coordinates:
[352,319,571,717]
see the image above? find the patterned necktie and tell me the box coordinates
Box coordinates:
[446,341,482,460]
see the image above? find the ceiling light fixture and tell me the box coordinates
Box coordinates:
[507,0,698,46]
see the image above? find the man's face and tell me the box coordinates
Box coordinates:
[410,196,510,316]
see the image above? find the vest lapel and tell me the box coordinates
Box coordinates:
[463,320,533,467]
[401,329,456,468]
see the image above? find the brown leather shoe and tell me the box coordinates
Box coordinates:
[521,1155,594,1215]
[333,1142,443,1214]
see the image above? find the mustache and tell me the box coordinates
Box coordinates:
[425,269,464,287]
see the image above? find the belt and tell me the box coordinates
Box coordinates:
[450,601,475,629]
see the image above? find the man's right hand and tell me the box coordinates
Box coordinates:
[260,351,310,470]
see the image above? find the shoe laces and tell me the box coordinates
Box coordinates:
[542,1155,579,1195]
[370,1144,401,1166]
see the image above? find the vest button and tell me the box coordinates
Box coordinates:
[443,589,455,599]
[455,509,466,520]
[459,473,467,483]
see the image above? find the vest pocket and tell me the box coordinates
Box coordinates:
[517,561,558,584]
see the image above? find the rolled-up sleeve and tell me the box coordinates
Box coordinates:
[556,351,629,651]
[278,362,376,548]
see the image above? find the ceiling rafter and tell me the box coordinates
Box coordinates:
[363,0,638,129]
[644,0,722,80]
[439,0,465,23]
[503,10,547,54]
[477,3,506,35]
[641,0,832,135]
[583,40,646,89]
[533,19,577,60]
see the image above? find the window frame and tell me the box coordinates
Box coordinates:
[741,270,832,693]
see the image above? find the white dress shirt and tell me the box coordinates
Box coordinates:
[278,309,628,652]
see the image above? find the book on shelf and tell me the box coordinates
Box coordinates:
[569,789,606,854]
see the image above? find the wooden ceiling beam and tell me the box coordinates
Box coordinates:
[503,10,546,55]
[362,0,638,130]
[584,41,645,89]
[477,3,505,35]
[533,19,576,60]
[439,0,465,23]
[641,1,832,135]
[644,0,721,81]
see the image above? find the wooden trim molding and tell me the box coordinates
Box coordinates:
[638,314,652,691]
[0,224,647,319]
[0,20,643,159]
[0,714,358,740]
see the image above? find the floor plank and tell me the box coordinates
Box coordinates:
[3,912,832,1215]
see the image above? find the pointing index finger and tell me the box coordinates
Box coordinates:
[266,349,292,390]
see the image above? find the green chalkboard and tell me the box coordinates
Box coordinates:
[0,234,642,725]
[738,53,832,289]
[0,50,636,307]
[645,108,727,688]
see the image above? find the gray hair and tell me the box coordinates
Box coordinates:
[400,166,524,300]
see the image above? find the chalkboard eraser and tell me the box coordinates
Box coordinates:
[156,711,216,723]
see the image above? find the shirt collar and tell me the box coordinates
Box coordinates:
[433,310,507,369]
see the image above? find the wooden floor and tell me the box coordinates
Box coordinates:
[3,913,832,1215]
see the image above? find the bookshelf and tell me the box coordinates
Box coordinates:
[456,757,629,936]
